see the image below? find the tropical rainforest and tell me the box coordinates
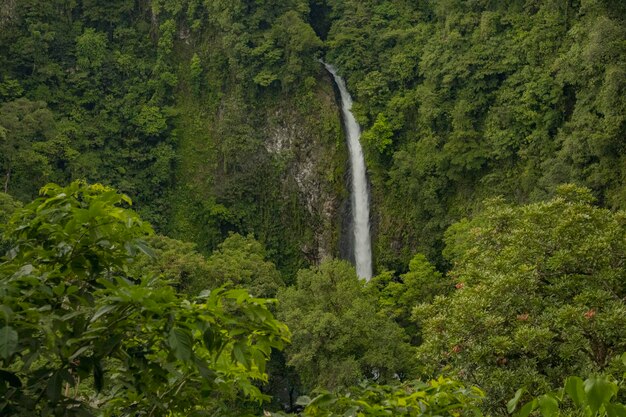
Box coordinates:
[1,0,626,416]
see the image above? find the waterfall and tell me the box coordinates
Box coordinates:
[323,62,373,281]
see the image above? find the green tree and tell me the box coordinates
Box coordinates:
[253,10,323,89]
[76,28,108,70]
[415,185,626,413]
[0,99,68,199]
[205,233,284,298]
[0,181,290,416]
[131,234,212,294]
[370,254,448,342]
[278,259,416,391]
[362,113,394,155]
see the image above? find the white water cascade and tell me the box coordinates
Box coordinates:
[323,62,373,281]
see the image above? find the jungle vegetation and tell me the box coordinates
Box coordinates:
[1,0,625,416]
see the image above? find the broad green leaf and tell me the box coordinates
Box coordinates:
[232,341,250,368]
[46,370,63,403]
[194,356,216,380]
[11,264,34,279]
[584,376,618,414]
[0,305,12,321]
[607,404,626,417]
[516,400,537,417]
[508,388,526,413]
[0,326,18,359]
[538,394,559,417]
[168,327,193,362]
[564,376,585,407]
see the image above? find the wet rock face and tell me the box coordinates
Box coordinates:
[264,76,346,264]
[0,0,17,30]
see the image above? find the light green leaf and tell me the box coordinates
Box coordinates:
[584,376,618,414]
[308,393,337,408]
[564,376,585,407]
[508,388,526,413]
[134,239,155,258]
[538,394,559,417]
[516,400,537,417]
[90,304,116,322]
[11,264,34,279]
[343,406,359,417]
[296,395,312,406]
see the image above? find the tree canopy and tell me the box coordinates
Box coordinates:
[414,185,626,412]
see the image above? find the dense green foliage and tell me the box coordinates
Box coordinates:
[0,182,289,416]
[278,260,415,391]
[414,185,626,412]
[508,367,626,417]
[271,377,485,417]
[0,0,342,276]
[323,0,626,270]
[2,0,626,416]
[3,0,624,273]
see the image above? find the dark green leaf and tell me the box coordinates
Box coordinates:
[95,334,122,357]
[0,305,12,321]
[232,341,249,368]
[93,359,104,392]
[0,369,21,387]
[202,327,216,351]
[0,326,18,359]
[194,356,216,381]
[69,346,90,361]
[46,370,63,403]
[168,327,193,362]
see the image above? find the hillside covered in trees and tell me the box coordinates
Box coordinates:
[1,0,626,416]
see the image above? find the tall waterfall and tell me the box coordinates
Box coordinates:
[323,62,373,281]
